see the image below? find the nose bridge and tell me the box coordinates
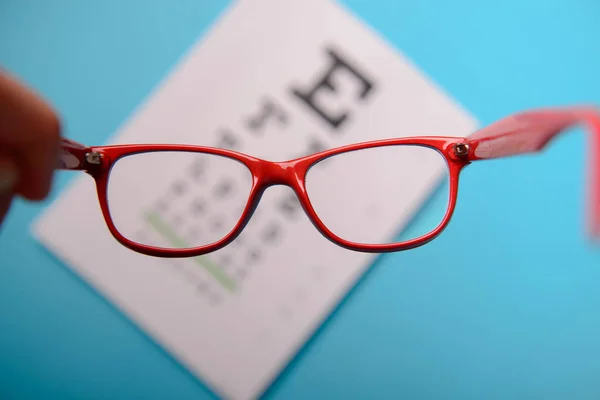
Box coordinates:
[259,160,297,187]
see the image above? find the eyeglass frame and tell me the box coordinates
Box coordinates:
[57,105,600,258]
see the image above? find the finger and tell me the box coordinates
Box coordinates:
[0,156,18,226]
[0,69,61,201]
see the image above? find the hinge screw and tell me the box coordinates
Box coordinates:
[85,151,102,165]
[454,143,470,158]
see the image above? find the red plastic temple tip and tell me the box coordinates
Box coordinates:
[58,137,89,170]
[466,106,600,240]
[590,119,600,239]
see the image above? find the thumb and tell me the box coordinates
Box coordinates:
[0,156,19,226]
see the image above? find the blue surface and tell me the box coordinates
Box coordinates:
[1,0,600,398]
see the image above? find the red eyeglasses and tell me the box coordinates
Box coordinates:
[58,105,600,258]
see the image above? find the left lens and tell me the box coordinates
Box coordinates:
[107,150,253,250]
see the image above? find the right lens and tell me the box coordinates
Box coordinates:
[304,144,450,245]
[107,150,253,250]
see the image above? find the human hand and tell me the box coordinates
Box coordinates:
[0,69,61,227]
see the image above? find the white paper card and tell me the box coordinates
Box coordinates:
[33,1,477,399]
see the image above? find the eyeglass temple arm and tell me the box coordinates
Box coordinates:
[58,137,94,170]
[463,106,600,238]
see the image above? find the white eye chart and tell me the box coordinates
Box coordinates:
[33,0,478,399]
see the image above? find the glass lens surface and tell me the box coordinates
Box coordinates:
[107,151,253,249]
[305,144,450,245]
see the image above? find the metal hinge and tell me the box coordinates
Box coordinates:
[85,151,102,165]
[453,143,470,158]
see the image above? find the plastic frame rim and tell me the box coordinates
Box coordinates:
[88,136,469,258]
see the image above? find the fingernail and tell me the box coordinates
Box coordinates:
[0,164,17,193]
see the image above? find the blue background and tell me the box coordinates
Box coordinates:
[1,0,600,398]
